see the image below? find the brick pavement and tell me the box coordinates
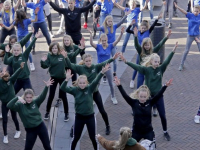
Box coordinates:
[80,1,200,150]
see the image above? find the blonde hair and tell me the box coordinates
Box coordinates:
[63,35,74,47]
[100,34,108,47]
[130,85,150,100]
[141,38,153,56]
[11,43,22,54]
[1,1,13,24]
[142,53,160,67]
[129,0,136,8]
[194,5,200,11]
[103,15,113,34]
[113,127,132,150]
[21,89,35,100]
[78,53,92,65]
[140,20,150,29]
[73,75,89,86]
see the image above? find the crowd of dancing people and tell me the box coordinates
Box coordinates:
[0,0,199,149]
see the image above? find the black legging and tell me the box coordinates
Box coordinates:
[46,77,68,114]
[71,114,97,150]
[2,102,20,136]
[25,122,51,150]
[83,1,93,23]
[14,78,33,94]
[0,28,16,43]
[70,35,85,57]
[132,128,155,142]
[43,10,53,32]
[93,90,109,126]
[153,96,167,131]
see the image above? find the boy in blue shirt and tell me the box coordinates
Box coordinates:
[22,0,51,54]
[174,3,200,71]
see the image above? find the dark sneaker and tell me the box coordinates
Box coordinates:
[44,113,49,120]
[113,72,116,77]
[105,126,110,135]
[64,114,69,122]
[55,98,62,107]
[164,132,171,141]
[168,23,172,29]
[153,108,157,117]
[32,48,35,55]
[103,76,107,83]
[70,126,74,138]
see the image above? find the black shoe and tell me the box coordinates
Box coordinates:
[93,31,96,39]
[105,126,110,135]
[70,126,73,138]
[44,113,49,120]
[168,23,172,29]
[113,72,116,77]
[164,132,170,141]
[64,113,69,122]
[103,76,107,83]
[153,108,157,117]
[32,48,35,55]
[55,98,62,107]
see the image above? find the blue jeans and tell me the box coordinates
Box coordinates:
[139,0,153,23]
[131,54,139,80]
[180,35,200,65]
[18,36,32,63]
[137,73,144,88]
[121,24,138,53]
[111,46,117,73]
[14,78,33,94]
[32,21,51,49]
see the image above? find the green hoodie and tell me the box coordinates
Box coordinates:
[40,49,82,79]
[4,37,37,79]
[7,86,48,128]
[65,57,114,91]
[134,36,168,65]
[60,72,104,116]
[126,138,137,146]
[0,68,23,103]
[126,52,174,95]
[64,45,84,64]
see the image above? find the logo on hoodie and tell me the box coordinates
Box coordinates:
[58,58,63,61]
[157,72,161,76]
[92,69,95,73]
[32,104,35,109]
[7,81,10,85]
[18,57,22,61]
[84,92,88,95]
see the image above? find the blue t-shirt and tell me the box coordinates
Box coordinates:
[194,0,200,6]
[100,24,117,43]
[62,0,67,3]
[138,30,150,45]
[125,7,140,24]
[96,43,114,63]
[186,12,200,36]
[26,0,46,23]
[0,8,15,26]
[14,19,31,37]
[75,0,80,7]
[97,0,114,14]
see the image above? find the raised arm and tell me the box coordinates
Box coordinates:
[113,27,125,47]
[174,2,187,15]
[126,25,134,34]
[22,0,27,7]
[113,1,125,11]
[3,45,13,65]
[81,0,96,12]
[114,77,135,106]
[40,55,50,69]
[49,1,65,14]
[19,32,33,47]
[116,15,127,28]
[31,7,39,22]
[14,0,21,11]
[88,28,97,48]
[10,62,24,84]
[134,36,142,55]
[35,79,53,107]
[64,56,80,73]
[93,19,103,32]
[7,97,20,112]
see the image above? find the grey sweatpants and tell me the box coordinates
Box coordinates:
[104,69,115,98]
[163,0,173,23]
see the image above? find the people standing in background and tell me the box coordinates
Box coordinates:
[139,0,153,24]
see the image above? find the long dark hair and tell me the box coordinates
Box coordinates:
[14,9,28,29]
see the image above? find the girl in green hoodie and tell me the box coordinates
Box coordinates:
[41,41,85,121]
[120,42,178,141]
[60,65,110,150]
[7,78,54,150]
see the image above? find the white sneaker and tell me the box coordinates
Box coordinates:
[0,113,2,119]
[30,63,35,71]
[3,135,8,144]
[194,115,200,124]
[130,80,134,89]
[49,31,55,38]
[56,29,64,35]
[88,12,93,18]
[111,97,118,105]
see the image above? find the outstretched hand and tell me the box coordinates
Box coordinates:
[87,28,93,34]
[61,50,67,58]
[101,64,110,74]
[167,29,172,38]
[35,32,41,38]
[133,27,138,36]
[119,53,126,63]
[113,52,121,60]
[18,96,26,104]
[96,134,101,138]
[5,45,10,52]
[66,69,73,81]
[195,37,200,43]
[113,76,121,86]
[35,7,39,14]
[20,62,25,69]
[121,27,125,34]
[41,55,47,61]
[43,78,54,87]
[165,78,173,86]
[172,42,178,52]
[130,19,136,25]
[79,37,85,49]
[158,12,163,20]
[174,2,177,8]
